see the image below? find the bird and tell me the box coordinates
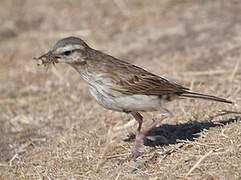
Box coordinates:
[35,36,232,158]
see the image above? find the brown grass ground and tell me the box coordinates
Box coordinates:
[0,0,241,179]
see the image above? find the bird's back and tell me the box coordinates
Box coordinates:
[85,49,188,96]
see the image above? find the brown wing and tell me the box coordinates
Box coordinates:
[112,67,188,96]
[91,52,189,96]
[87,51,232,104]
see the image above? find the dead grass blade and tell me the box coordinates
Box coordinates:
[185,150,213,177]
[229,59,240,82]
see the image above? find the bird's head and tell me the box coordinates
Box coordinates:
[35,37,90,65]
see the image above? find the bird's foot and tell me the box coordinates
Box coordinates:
[129,116,168,158]
[145,135,168,142]
[130,131,145,159]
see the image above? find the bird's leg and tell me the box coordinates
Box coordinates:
[130,112,169,158]
[144,110,171,142]
[130,112,144,158]
[144,115,168,142]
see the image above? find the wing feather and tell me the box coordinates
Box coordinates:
[91,54,189,96]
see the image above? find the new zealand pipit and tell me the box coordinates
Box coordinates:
[35,37,232,158]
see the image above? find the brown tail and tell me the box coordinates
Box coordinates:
[181,91,232,104]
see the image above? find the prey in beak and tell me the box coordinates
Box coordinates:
[33,51,59,67]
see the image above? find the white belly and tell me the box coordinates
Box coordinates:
[79,72,165,112]
[114,94,163,112]
[88,85,163,112]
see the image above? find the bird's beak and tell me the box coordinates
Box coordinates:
[34,51,59,66]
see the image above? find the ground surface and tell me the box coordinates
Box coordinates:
[0,0,241,179]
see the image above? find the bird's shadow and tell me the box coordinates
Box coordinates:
[125,116,240,147]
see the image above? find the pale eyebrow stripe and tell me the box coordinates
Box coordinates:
[55,44,84,54]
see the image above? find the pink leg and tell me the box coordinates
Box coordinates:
[130,112,143,158]
[130,112,167,158]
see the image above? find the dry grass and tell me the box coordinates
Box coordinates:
[0,0,241,179]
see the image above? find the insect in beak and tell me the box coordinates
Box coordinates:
[33,51,59,67]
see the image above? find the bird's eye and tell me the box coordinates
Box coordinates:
[63,50,72,56]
